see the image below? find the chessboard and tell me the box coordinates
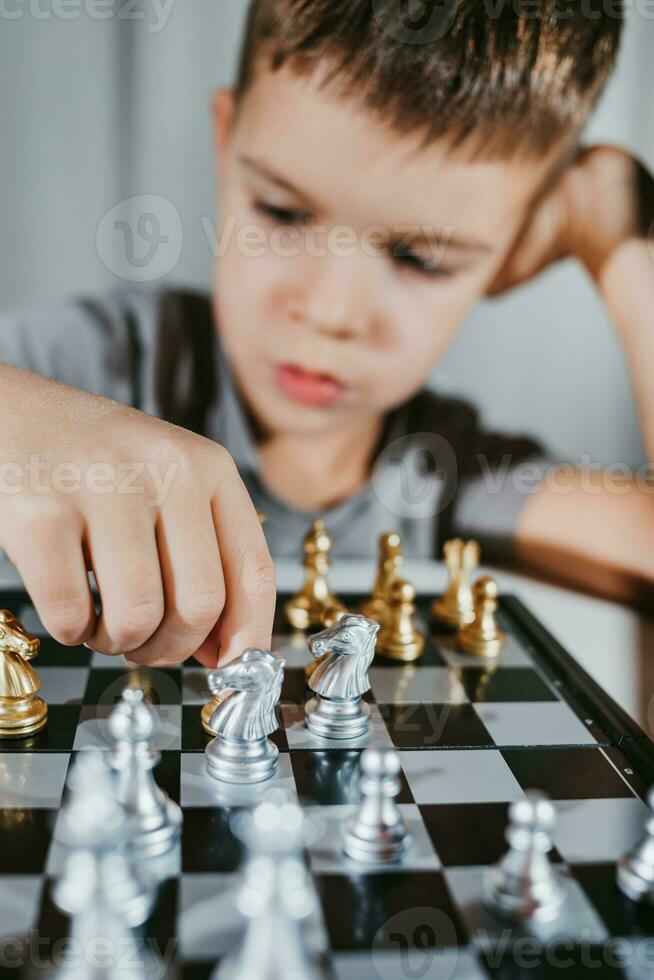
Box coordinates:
[2,587,654,980]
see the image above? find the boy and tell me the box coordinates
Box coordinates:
[1,0,652,671]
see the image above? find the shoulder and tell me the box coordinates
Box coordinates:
[403,385,547,473]
[0,284,162,397]
[0,285,216,423]
[399,385,555,561]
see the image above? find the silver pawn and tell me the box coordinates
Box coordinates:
[109,687,182,858]
[205,649,285,784]
[342,748,412,863]
[213,789,327,980]
[617,785,654,903]
[54,749,153,931]
[305,615,378,739]
[483,791,565,923]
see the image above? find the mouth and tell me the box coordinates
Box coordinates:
[274,362,347,407]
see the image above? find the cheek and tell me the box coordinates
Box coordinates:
[380,275,481,365]
[213,220,278,351]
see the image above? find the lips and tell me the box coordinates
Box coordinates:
[274,363,347,407]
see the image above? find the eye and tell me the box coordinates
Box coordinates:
[254,200,311,226]
[392,244,450,279]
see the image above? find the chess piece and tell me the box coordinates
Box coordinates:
[360,531,404,625]
[457,575,506,658]
[213,789,327,980]
[53,749,155,980]
[0,609,48,738]
[206,649,285,783]
[342,748,412,863]
[617,786,654,903]
[483,791,565,923]
[305,614,378,739]
[432,538,480,628]
[304,604,348,682]
[54,748,154,929]
[285,520,346,631]
[201,690,229,737]
[109,688,182,859]
[376,579,425,662]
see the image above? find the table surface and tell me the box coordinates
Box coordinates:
[1,553,652,739]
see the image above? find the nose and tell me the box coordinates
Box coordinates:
[297,252,373,341]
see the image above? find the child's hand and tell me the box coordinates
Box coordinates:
[0,365,276,668]
[487,144,654,294]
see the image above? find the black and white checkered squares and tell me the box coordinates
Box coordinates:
[0,588,653,980]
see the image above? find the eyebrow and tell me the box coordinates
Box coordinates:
[239,153,492,254]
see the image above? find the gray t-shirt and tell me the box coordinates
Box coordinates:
[0,285,553,561]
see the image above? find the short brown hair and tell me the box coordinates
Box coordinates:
[234,0,623,158]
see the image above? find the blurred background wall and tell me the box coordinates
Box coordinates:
[1,0,652,466]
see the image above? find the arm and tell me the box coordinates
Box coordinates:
[491,147,654,606]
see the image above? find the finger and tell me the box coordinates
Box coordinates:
[122,496,225,668]
[84,501,164,656]
[191,620,221,668]
[0,499,96,646]
[210,461,276,666]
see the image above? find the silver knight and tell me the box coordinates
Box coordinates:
[205,649,285,784]
[305,614,378,739]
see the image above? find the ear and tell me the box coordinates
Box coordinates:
[212,87,236,179]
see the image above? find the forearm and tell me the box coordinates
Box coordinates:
[595,238,654,465]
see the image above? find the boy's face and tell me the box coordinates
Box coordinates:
[212,63,555,441]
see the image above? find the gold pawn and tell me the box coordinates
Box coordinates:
[376,579,425,663]
[457,576,506,658]
[201,691,230,737]
[0,610,48,739]
[284,520,346,631]
[360,531,404,626]
[431,538,480,628]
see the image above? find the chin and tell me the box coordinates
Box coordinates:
[254,397,343,437]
